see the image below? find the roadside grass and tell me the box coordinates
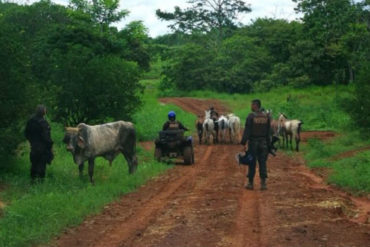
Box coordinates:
[0,81,196,247]
[160,85,352,131]
[302,133,370,193]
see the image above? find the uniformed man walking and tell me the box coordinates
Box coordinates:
[240,99,271,190]
[25,105,53,182]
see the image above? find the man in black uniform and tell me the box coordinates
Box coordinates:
[241,99,271,190]
[163,111,189,131]
[25,105,53,182]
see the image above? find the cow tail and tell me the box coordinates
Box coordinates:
[205,123,209,131]
[221,120,225,130]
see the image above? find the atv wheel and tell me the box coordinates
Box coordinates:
[183,146,192,165]
[154,148,162,162]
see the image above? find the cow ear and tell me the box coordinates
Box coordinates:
[77,136,85,149]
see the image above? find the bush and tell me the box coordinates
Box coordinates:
[347,62,370,137]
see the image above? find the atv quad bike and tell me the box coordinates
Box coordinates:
[154,129,194,165]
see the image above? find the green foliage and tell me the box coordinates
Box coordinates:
[0,3,36,156]
[119,21,151,71]
[345,62,370,136]
[156,0,251,36]
[0,0,151,157]
[53,55,142,125]
[69,0,129,29]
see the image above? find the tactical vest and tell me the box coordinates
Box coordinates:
[251,112,269,138]
[168,120,180,130]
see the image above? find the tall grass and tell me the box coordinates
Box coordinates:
[302,133,370,193]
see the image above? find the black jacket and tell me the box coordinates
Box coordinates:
[241,111,270,145]
[25,115,53,150]
[162,120,188,131]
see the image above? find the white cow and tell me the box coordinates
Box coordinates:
[203,110,217,144]
[217,115,229,143]
[227,114,241,144]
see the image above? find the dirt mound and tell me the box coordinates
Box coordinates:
[53,98,370,247]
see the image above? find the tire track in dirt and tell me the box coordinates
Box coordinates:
[120,145,232,247]
[55,145,213,247]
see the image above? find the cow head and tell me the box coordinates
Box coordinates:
[63,125,87,153]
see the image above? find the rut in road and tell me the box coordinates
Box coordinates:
[55,97,370,247]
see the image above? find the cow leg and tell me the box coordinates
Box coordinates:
[88,159,95,184]
[290,134,293,150]
[295,135,300,152]
[122,151,138,174]
[79,163,84,178]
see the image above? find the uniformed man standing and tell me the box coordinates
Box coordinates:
[240,99,271,190]
[25,105,53,182]
[163,111,189,131]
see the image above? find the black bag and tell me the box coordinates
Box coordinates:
[235,150,254,166]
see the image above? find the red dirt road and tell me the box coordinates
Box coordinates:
[55,98,370,247]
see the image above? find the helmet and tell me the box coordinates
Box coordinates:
[168,111,176,120]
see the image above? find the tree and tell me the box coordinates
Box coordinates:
[119,21,151,71]
[156,0,251,41]
[69,0,128,30]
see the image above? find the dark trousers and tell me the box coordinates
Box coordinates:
[248,138,268,180]
[30,150,47,180]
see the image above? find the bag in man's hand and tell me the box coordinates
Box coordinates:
[235,150,254,166]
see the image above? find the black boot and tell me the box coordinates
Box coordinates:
[245,179,254,190]
[261,178,267,190]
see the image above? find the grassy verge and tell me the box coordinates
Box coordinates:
[0,81,195,247]
[302,133,370,194]
[160,85,352,131]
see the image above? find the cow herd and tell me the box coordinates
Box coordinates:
[61,110,302,184]
[195,110,242,145]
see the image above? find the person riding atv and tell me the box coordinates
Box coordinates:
[163,111,189,131]
[155,111,194,164]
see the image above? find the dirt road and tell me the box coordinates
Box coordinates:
[55,98,370,247]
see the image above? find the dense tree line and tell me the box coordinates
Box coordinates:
[156,0,370,94]
[0,0,150,157]
[155,0,370,134]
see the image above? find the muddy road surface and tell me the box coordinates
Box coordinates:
[55,98,370,247]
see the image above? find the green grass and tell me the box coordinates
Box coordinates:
[160,85,353,131]
[328,151,370,193]
[302,133,370,193]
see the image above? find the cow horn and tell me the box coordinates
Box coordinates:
[65,127,78,133]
